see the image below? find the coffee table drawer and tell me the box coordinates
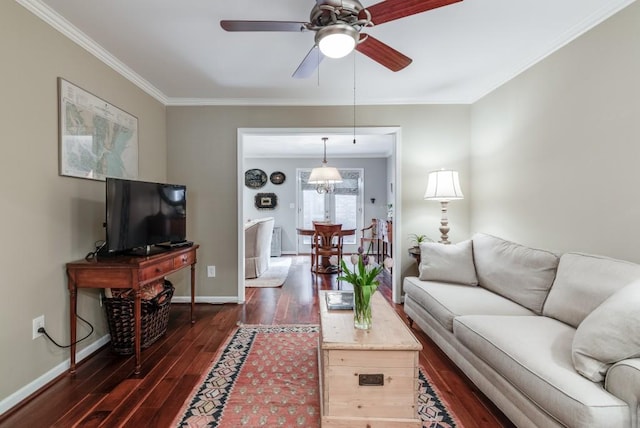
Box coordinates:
[327,349,416,368]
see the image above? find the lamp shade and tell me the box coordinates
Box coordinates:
[424,170,464,201]
[308,164,343,184]
[315,24,358,59]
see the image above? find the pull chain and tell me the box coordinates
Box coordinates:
[353,52,357,144]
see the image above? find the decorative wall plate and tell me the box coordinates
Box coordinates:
[255,193,278,210]
[270,171,286,185]
[245,168,267,189]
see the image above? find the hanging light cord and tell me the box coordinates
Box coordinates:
[322,137,328,163]
[353,52,357,144]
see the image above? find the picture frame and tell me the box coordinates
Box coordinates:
[245,168,267,189]
[270,171,286,185]
[255,192,278,210]
[58,78,138,181]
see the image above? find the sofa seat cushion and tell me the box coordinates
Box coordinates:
[453,315,629,427]
[472,233,560,315]
[543,252,640,328]
[403,276,536,332]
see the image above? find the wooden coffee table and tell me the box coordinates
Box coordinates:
[318,290,422,427]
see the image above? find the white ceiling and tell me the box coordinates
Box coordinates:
[18,0,634,157]
[22,0,633,107]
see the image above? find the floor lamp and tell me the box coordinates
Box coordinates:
[424,170,464,244]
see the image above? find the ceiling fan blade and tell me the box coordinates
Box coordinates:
[292,46,325,79]
[356,35,412,72]
[220,20,307,32]
[361,0,462,25]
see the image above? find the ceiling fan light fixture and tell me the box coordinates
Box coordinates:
[316,24,358,59]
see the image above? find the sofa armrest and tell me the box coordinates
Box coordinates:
[605,358,640,427]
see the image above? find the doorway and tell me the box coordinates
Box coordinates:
[237,127,402,304]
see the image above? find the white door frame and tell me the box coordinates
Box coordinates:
[237,127,403,304]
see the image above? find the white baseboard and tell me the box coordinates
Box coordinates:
[0,334,110,416]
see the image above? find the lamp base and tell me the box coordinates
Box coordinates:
[438,201,451,245]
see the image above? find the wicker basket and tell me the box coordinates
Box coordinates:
[104,279,174,355]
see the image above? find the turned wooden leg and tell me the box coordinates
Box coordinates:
[407,316,414,328]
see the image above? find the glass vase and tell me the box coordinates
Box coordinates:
[353,285,373,330]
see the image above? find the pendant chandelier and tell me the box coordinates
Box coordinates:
[308,137,342,194]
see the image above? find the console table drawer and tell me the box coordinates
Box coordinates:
[140,259,174,281]
[174,251,195,268]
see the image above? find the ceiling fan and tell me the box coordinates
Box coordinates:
[221,0,462,78]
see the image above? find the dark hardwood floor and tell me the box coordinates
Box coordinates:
[1,256,514,427]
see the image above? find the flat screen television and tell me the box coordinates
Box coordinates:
[105,177,187,254]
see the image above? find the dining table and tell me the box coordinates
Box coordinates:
[297,225,356,273]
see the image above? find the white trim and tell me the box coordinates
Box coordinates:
[237,129,246,305]
[392,129,403,304]
[15,0,168,105]
[238,126,401,303]
[0,334,110,416]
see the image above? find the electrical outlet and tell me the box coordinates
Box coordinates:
[207,265,216,278]
[32,315,45,340]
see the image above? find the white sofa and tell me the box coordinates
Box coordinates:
[403,233,640,428]
[244,217,274,279]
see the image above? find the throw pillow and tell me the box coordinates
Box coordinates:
[419,240,478,286]
[572,279,640,382]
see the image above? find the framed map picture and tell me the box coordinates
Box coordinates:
[58,78,138,181]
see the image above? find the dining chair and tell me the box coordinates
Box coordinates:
[311,223,343,273]
[360,219,379,261]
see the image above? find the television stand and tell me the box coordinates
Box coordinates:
[66,244,199,375]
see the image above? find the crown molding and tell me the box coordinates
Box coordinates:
[16,0,168,105]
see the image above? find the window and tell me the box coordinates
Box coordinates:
[297,169,363,253]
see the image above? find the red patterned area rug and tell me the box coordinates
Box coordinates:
[173,325,460,428]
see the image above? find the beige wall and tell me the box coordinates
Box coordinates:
[0,2,166,404]
[470,1,640,261]
[166,105,472,297]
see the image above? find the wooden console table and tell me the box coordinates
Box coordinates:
[66,245,199,375]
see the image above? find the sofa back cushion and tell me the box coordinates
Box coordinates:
[543,252,640,328]
[472,233,560,314]
[419,240,478,286]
